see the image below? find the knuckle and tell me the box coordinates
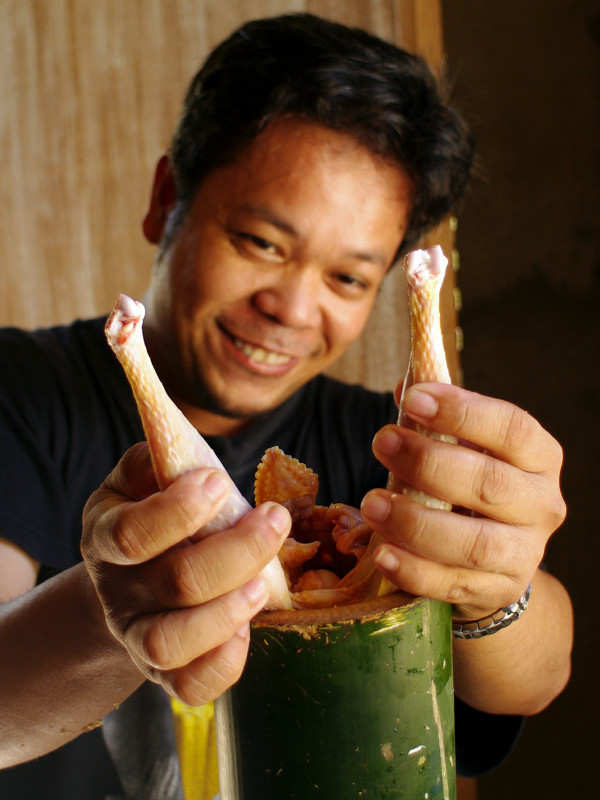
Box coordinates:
[548,436,565,472]
[170,550,212,606]
[447,572,505,614]
[167,470,230,534]
[234,513,280,568]
[215,591,251,632]
[111,520,139,562]
[143,617,178,669]
[211,649,247,689]
[169,674,204,707]
[445,575,474,606]
[79,531,94,563]
[555,493,568,527]
[81,492,114,559]
[112,507,155,562]
[450,401,472,440]
[477,459,514,507]
[170,485,205,532]
[81,489,101,537]
[529,473,566,535]
[466,522,501,570]
[546,490,567,532]
[499,404,532,453]
[402,502,430,549]
[408,441,438,488]
[172,650,246,707]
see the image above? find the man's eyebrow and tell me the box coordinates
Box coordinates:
[240,204,297,236]
[346,248,389,269]
[240,203,391,269]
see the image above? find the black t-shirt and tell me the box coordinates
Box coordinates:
[0,317,392,571]
[0,318,521,797]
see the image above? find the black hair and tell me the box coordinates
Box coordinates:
[169,13,474,258]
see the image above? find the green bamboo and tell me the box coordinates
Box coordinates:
[215,592,455,799]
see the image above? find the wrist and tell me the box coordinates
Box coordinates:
[452,584,532,640]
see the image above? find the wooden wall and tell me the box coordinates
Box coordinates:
[0,0,459,392]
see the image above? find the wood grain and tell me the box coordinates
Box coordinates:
[0,0,460,389]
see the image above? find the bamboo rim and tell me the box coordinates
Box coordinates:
[252,589,419,630]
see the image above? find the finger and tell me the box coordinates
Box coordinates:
[402,383,564,475]
[82,467,233,565]
[361,489,545,577]
[372,542,526,621]
[127,577,269,671]
[84,500,289,650]
[106,442,159,500]
[139,501,290,609]
[372,425,558,528]
[159,627,251,707]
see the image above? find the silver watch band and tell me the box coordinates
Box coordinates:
[452,583,532,640]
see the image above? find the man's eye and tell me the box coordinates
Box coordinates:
[240,233,278,254]
[335,273,368,292]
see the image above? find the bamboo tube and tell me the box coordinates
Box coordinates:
[215,592,455,799]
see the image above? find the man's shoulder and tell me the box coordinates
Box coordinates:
[0,319,87,398]
[0,317,107,373]
[0,315,133,435]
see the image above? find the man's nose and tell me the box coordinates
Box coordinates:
[252,265,324,329]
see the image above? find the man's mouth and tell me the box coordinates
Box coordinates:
[233,337,293,366]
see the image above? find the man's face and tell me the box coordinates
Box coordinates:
[144,118,413,434]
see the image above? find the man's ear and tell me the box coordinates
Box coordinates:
[142,154,177,244]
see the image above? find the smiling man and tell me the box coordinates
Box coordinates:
[0,13,572,800]
[142,118,413,433]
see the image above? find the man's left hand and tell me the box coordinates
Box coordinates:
[360,382,566,621]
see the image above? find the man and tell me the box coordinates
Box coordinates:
[0,13,572,799]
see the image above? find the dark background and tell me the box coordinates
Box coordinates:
[442,2,599,797]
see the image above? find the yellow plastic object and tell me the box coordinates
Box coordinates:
[170,698,219,800]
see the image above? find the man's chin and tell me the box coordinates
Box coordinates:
[186,367,305,424]
[190,385,277,423]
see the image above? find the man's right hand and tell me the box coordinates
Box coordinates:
[81,443,291,707]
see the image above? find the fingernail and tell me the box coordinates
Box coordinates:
[403,387,438,419]
[374,547,399,573]
[203,470,230,500]
[361,492,390,522]
[243,577,268,604]
[264,502,290,534]
[373,426,402,456]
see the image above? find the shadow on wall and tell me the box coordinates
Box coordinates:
[442,0,600,797]
[443,0,599,303]
[460,280,600,799]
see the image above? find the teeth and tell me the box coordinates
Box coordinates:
[234,338,292,366]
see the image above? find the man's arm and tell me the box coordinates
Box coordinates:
[361,382,573,716]
[452,567,572,715]
[0,444,290,768]
[0,550,143,768]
